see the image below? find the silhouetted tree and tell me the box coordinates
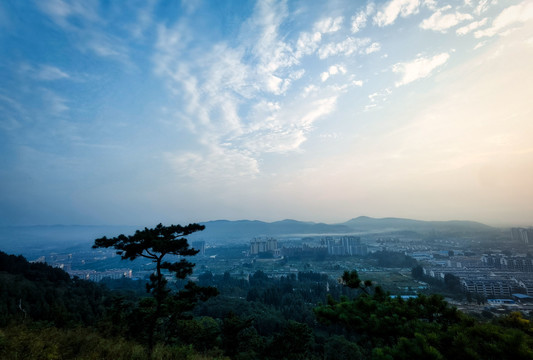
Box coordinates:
[93,223,209,349]
[93,223,203,311]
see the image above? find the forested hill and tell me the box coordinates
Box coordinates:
[197,216,495,242]
[341,216,494,233]
[0,217,496,255]
[2,251,533,360]
[0,251,106,326]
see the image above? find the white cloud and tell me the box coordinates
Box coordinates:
[456,18,488,35]
[295,31,322,58]
[314,16,344,33]
[374,0,420,27]
[152,0,350,181]
[465,0,490,16]
[473,40,488,49]
[244,0,298,94]
[36,0,100,29]
[42,89,69,115]
[36,0,132,65]
[393,52,450,86]
[300,96,337,127]
[351,11,367,33]
[166,146,260,183]
[474,2,533,38]
[420,7,473,32]
[365,42,381,54]
[37,65,70,80]
[320,64,347,82]
[423,0,438,11]
[20,64,71,81]
[129,0,156,39]
[318,37,370,59]
[351,5,373,34]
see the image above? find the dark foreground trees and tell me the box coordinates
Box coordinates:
[3,245,533,359]
[93,223,218,349]
[314,270,533,360]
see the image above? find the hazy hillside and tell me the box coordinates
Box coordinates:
[0,217,497,255]
[0,225,139,257]
[340,216,494,234]
[197,219,353,241]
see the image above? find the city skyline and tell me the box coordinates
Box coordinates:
[1,0,532,227]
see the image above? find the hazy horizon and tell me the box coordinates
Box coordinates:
[0,215,526,229]
[1,1,532,228]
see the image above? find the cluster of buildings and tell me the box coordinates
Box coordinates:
[511,227,533,245]
[250,238,279,256]
[67,268,133,282]
[323,236,368,256]
[191,241,206,256]
[421,254,533,299]
[249,236,368,258]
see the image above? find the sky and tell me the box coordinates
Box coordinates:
[0,0,532,227]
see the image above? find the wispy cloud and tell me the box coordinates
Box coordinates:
[36,0,132,65]
[365,88,392,111]
[0,94,24,131]
[36,65,70,81]
[474,2,533,38]
[393,52,450,87]
[365,42,381,54]
[320,65,347,82]
[374,0,420,27]
[42,89,69,115]
[464,0,491,16]
[128,0,156,39]
[456,18,489,36]
[36,0,100,28]
[317,37,370,59]
[20,64,71,81]
[295,31,322,58]
[420,6,473,33]
[165,146,260,184]
[314,16,344,33]
[152,0,345,179]
[351,4,375,33]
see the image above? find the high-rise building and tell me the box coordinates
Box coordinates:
[250,238,278,255]
[511,228,533,244]
[325,236,367,256]
[191,241,206,256]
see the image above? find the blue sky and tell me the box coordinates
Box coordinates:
[1,0,532,226]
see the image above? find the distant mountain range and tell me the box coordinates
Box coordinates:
[340,216,493,233]
[0,217,496,255]
[197,216,494,241]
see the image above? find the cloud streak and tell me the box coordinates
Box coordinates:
[474,1,533,38]
[420,6,473,32]
[392,52,450,86]
[152,0,346,180]
[374,0,420,27]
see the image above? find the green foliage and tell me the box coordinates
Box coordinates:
[4,248,533,360]
[0,251,105,327]
[267,321,313,360]
[315,276,533,360]
[371,251,418,268]
[93,224,218,350]
[323,335,363,360]
[340,270,374,294]
[93,223,204,306]
[0,324,148,360]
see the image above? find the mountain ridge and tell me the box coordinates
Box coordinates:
[0,217,497,253]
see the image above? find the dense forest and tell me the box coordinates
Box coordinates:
[2,249,533,359]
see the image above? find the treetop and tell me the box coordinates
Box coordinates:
[92,223,205,261]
